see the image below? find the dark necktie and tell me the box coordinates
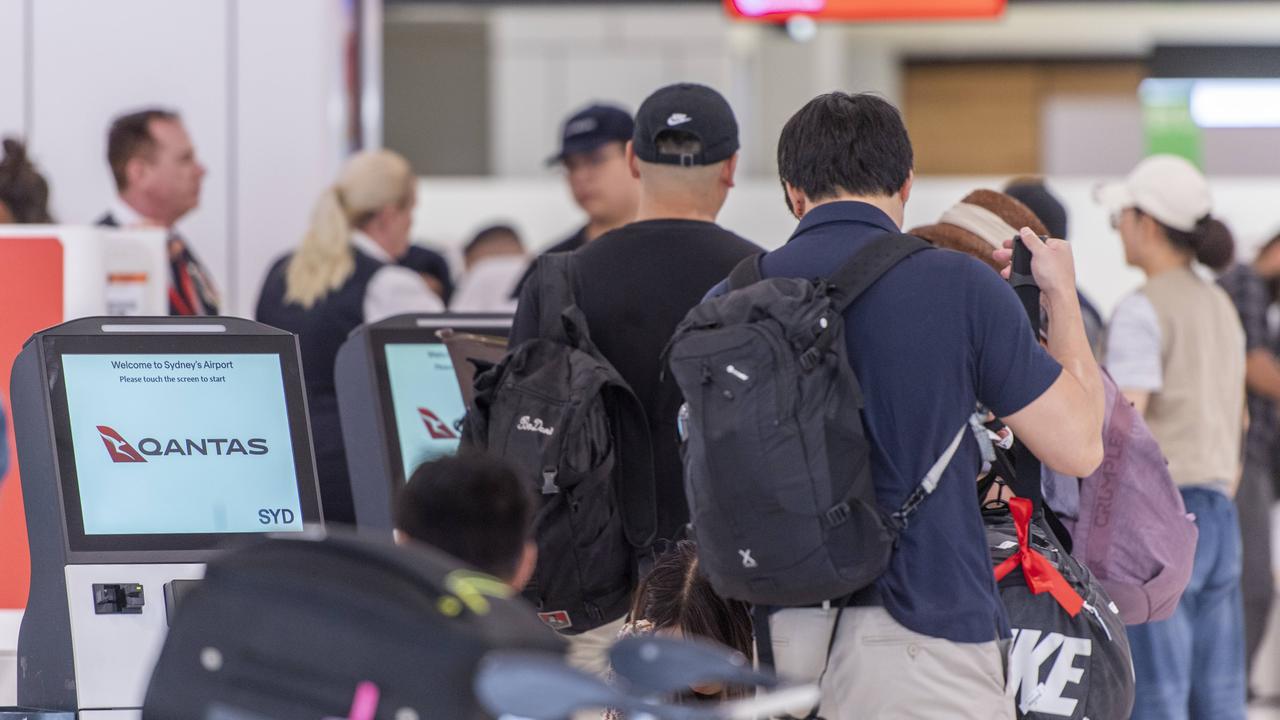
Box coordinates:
[167,233,220,316]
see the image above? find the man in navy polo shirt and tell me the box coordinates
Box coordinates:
[746,94,1105,716]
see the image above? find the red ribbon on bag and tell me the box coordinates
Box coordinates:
[993,497,1084,617]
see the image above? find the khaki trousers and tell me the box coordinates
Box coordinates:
[769,606,1013,719]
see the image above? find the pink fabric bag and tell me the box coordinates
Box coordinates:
[1043,371,1198,625]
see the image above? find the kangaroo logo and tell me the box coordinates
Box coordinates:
[97,425,147,463]
[418,408,459,440]
[739,549,758,569]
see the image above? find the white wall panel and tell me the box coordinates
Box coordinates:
[0,0,26,141]
[234,0,347,316]
[563,50,663,114]
[488,5,741,177]
[490,45,557,177]
[1042,97,1144,177]
[29,0,230,295]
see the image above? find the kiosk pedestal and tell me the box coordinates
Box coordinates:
[11,317,322,718]
[336,313,510,535]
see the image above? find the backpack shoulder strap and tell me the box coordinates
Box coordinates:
[727,252,765,291]
[606,384,658,552]
[534,252,580,344]
[828,232,932,313]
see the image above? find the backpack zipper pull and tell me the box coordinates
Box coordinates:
[541,467,560,495]
[701,362,712,384]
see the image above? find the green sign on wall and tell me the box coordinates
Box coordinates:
[1140,79,1203,167]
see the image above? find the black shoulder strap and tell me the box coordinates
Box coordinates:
[727,253,765,291]
[535,252,578,343]
[608,384,658,553]
[1007,236,1043,514]
[827,232,932,313]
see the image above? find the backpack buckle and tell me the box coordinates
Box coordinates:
[541,468,560,495]
[825,502,851,527]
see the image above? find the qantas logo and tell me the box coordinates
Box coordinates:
[97,426,147,463]
[96,425,268,463]
[418,408,459,440]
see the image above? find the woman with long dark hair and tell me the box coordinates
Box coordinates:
[604,540,753,718]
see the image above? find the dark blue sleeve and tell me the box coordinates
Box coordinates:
[968,263,1063,418]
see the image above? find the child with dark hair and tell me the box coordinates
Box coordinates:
[394,453,536,590]
[604,540,753,718]
[0,138,54,224]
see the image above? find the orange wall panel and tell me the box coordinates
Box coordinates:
[0,238,64,608]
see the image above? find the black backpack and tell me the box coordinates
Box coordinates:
[143,532,564,720]
[667,232,969,607]
[462,253,657,634]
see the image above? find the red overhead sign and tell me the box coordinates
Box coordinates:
[725,0,1006,21]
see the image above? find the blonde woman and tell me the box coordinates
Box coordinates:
[256,149,442,524]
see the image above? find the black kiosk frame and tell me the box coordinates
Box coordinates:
[12,317,323,715]
[335,313,510,535]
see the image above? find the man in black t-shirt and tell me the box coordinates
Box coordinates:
[511,83,760,672]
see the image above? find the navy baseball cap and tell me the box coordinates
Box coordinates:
[632,83,739,167]
[547,104,634,165]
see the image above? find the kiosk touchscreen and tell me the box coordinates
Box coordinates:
[11,317,322,717]
[335,313,511,534]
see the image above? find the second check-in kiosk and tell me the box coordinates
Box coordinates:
[336,313,510,535]
[11,317,323,718]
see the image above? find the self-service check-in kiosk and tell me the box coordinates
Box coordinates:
[10,317,323,717]
[335,313,510,535]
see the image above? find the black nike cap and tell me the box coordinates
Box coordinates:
[632,83,739,167]
[547,104,634,166]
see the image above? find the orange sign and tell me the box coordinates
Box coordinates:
[0,237,64,608]
[725,0,1006,21]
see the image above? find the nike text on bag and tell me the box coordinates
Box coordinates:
[668,233,963,606]
[462,253,657,634]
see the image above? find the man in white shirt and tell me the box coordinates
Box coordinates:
[97,108,218,316]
